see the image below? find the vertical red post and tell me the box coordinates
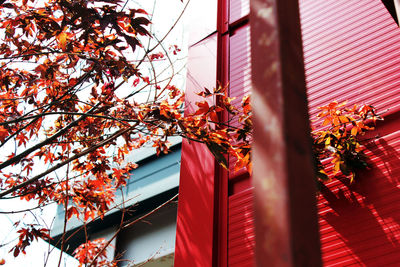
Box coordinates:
[213,0,229,266]
[250,0,322,266]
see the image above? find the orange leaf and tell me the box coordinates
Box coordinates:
[351,126,358,136]
[0,126,8,142]
[333,117,340,126]
[334,161,341,172]
[57,32,67,51]
[322,118,330,126]
[246,161,252,175]
[339,116,349,123]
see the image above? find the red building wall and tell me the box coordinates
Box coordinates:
[174,0,218,266]
[300,0,400,266]
[227,15,254,267]
[176,0,400,266]
[175,0,255,265]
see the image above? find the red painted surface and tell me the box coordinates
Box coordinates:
[227,23,255,267]
[301,0,400,118]
[300,0,400,265]
[228,188,255,266]
[225,0,256,264]
[230,0,250,23]
[175,0,231,264]
[228,24,252,173]
[213,0,229,265]
[174,34,218,267]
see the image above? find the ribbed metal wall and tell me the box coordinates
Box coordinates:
[229,25,252,170]
[300,0,400,265]
[301,0,400,118]
[228,188,254,266]
[230,0,250,23]
[227,1,254,265]
[229,26,251,119]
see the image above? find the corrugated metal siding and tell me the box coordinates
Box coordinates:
[228,188,255,266]
[301,0,400,118]
[229,25,251,111]
[229,24,252,171]
[229,0,249,23]
[300,0,400,266]
[227,6,254,265]
[314,122,400,266]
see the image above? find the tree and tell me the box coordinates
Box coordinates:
[0,0,252,265]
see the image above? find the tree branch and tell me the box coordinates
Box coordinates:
[0,123,137,198]
[87,193,178,267]
[0,104,100,171]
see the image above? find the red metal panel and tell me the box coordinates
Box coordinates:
[227,21,255,267]
[228,188,255,266]
[315,118,400,266]
[213,0,229,264]
[300,0,400,118]
[174,34,217,267]
[229,25,251,106]
[218,8,255,267]
[300,0,400,266]
[229,0,249,23]
[228,24,252,175]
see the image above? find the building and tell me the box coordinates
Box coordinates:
[51,0,400,266]
[50,140,182,266]
[175,0,400,266]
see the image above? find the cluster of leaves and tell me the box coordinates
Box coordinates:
[312,101,382,183]
[189,86,251,173]
[73,238,113,267]
[10,224,50,257]
[0,0,251,265]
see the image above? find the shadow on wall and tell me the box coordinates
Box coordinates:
[319,135,400,266]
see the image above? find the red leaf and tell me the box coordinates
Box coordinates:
[0,126,8,142]
[194,101,210,115]
[13,247,19,257]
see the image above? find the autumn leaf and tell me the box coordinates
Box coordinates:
[193,101,210,115]
[130,17,151,36]
[0,126,8,142]
[322,118,330,126]
[312,101,380,183]
[57,32,68,51]
[339,115,349,123]
[351,126,358,136]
